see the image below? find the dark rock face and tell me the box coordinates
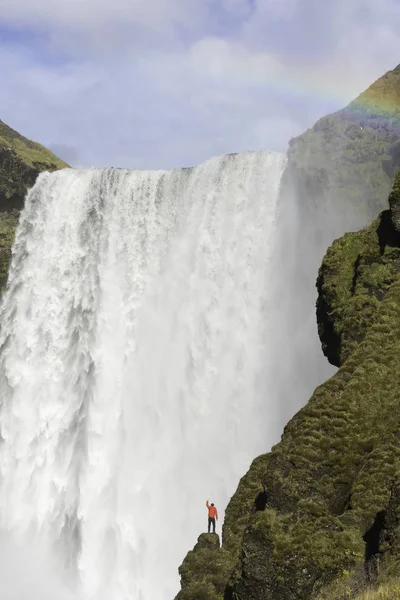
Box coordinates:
[0,146,39,212]
[176,534,234,600]
[0,119,68,291]
[223,171,400,600]
[389,171,400,234]
[317,172,400,367]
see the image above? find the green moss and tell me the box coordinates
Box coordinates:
[0,120,68,170]
[254,508,363,570]
[222,453,270,554]
[176,582,219,600]
[225,173,400,599]
[176,534,235,600]
[316,571,400,599]
[315,567,367,600]
[317,173,400,368]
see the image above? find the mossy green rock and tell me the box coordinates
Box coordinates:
[0,119,68,292]
[176,65,400,600]
[176,534,234,600]
[228,175,400,600]
[176,180,400,598]
[316,202,400,367]
[389,170,400,233]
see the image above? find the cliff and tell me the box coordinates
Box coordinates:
[225,169,400,600]
[176,66,400,600]
[0,120,68,291]
[176,173,400,600]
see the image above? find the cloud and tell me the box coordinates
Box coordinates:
[243,0,400,73]
[0,0,198,34]
[0,0,399,169]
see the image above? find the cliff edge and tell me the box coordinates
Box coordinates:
[176,165,400,599]
[0,120,68,291]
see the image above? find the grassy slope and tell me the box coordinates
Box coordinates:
[0,119,68,170]
[355,579,400,599]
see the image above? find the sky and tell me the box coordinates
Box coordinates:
[0,0,400,169]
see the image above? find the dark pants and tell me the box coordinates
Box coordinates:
[208,517,216,533]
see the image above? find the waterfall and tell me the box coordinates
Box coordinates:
[0,151,288,599]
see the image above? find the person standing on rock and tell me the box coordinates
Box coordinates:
[206,500,218,533]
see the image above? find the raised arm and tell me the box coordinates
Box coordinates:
[206,500,210,509]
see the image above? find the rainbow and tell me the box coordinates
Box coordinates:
[268,62,400,121]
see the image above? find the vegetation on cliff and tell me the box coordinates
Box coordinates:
[0,119,68,212]
[355,578,400,599]
[177,534,234,600]
[0,119,68,292]
[316,205,400,367]
[0,120,67,172]
[176,167,400,599]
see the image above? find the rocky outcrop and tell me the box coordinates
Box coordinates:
[176,533,234,600]
[389,171,400,234]
[176,170,400,600]
[0,119,68,291]
[316,202,400,367]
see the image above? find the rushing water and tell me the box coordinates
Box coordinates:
[0,151,288,599]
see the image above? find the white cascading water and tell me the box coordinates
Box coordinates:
[0,151,287,599]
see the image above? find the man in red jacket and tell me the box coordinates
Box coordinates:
[206,499,218,533]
